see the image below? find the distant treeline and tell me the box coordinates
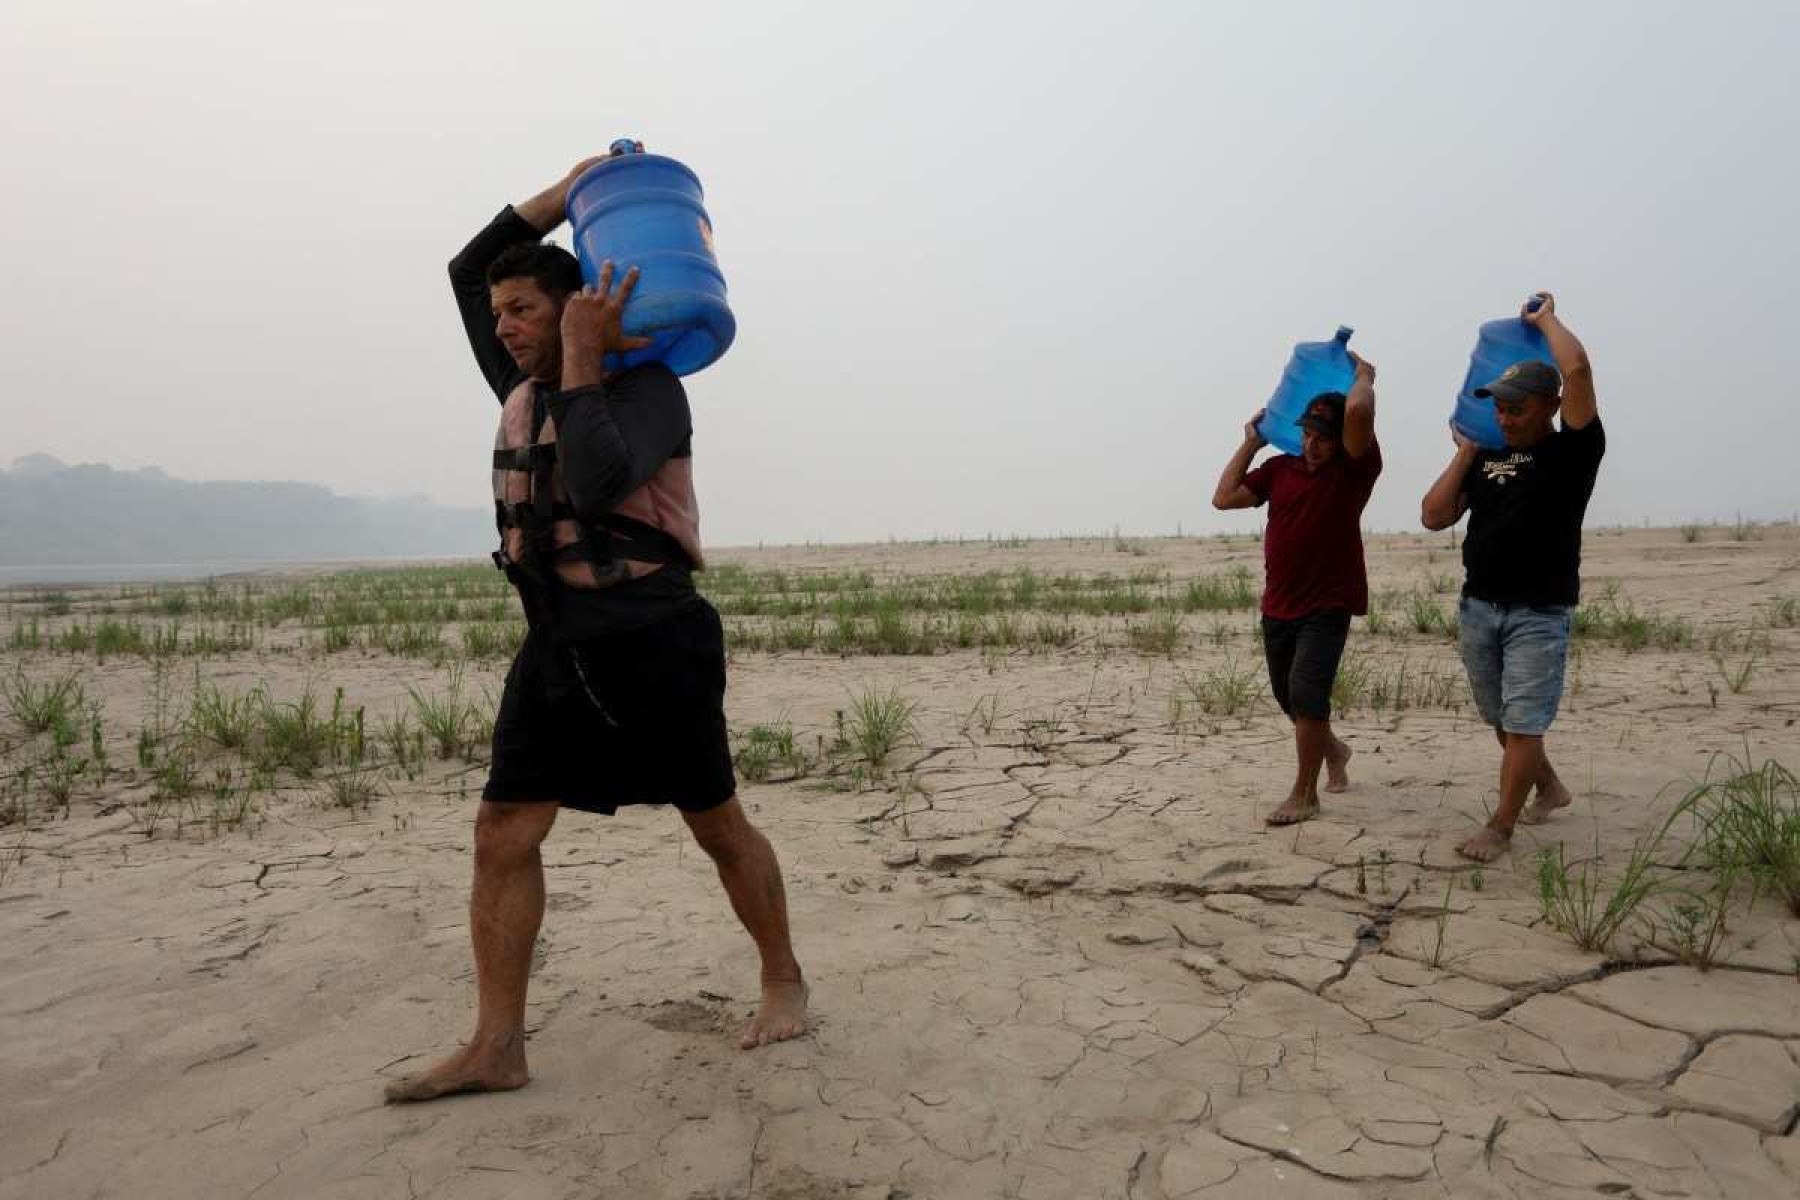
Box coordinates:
[0,455,490,566]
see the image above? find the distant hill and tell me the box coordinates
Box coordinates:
[0,454,491,566]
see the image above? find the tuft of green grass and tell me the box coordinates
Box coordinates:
[407,667,482,760]
[461,621,523,660]
[1676,753,1800,915]
[185,679,264,751]
[1180,567,1256,613]
[3,669,88,735]
[834,688,919,775]
[1127,612,1185,656]
[1574,584,1694,651]
[201,766,260,835]
[0,766,33,830]
[151,746,199,803]
[41,740,90,811]
[375,622,444,659]
[126,789,177,839]
[1648,861,1740,971]
[1331,652,1372,712]
[319,769,383,811]
[1406,591,1453,637]
[1534,834,1667,954]
[734,722,808,783]
[93,620,152,659]
[1179,656,1263,717]
[253,688,337,777]
[1713,650,1760,695]
[1429,876,1458,968]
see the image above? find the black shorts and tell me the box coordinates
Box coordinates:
[483,600,736,815]
[1261,609,1351,721]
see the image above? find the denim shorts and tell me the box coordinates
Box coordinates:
[1457,596,1574,736]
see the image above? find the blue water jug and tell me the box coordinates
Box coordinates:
[1452,296,1554,449]
[1256,326,1356,456]
[565,143,736,377]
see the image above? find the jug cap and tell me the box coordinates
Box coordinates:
[1334,325,1353,343]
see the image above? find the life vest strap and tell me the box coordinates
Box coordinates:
[492,444,558,473]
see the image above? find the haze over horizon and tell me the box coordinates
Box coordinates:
[6,1,1797,547]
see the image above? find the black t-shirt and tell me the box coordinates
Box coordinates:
[1460,418,1605,607]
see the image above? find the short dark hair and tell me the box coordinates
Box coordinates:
[486,242,582,297]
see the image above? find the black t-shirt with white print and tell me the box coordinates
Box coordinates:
[1460,418,1605,607]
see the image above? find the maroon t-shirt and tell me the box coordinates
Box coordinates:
[1243,441,1382,619]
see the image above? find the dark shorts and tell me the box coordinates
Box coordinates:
[1261,608,1351,721]
[483,599,736,815]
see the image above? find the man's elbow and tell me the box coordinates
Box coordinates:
[1213,489,1249,511]
[1420,505,1453,532]
[449,252,482,288]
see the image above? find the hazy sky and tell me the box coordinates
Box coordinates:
[6,1,1797,546]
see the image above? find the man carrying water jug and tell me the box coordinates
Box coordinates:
[1213,355,1381,826]
[383,155,806,1103]
[1421,293,1602,863]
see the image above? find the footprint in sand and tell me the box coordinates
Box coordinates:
[637,998,728,1035]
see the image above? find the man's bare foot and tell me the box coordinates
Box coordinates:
[1324,742,1353,794]
[741,976,809,1049]
[1518,779,1572,825]
[1265,794,1319,826]
[383,1036,529,1103]
[1456,826,1512,863]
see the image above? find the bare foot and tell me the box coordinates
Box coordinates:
[383,1036,529,1103]
[1456,826,1512,863]
[741,976,809,1049]
[1265,794,1319,826]
[1324,742,1353,794]
[1518,779,1572,825]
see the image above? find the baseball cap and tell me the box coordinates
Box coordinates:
[1296,392,1346,438]
[1475,360,1562,404]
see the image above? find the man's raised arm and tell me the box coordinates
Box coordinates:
[1525,293,1597,430]
[1422,432,1479,530]
[1213,412,1268,511]
[1342,352,1377,459]
[447,157,605,401]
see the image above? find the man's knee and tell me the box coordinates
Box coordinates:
[474,801,555,867]
[683,798,759,864]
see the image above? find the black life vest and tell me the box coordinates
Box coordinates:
[489,383,691,596]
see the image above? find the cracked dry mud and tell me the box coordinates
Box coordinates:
[3,528,1799,1198]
